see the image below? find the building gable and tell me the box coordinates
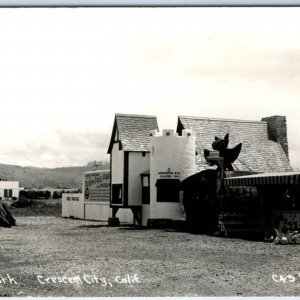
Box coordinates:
[108,113,159,154]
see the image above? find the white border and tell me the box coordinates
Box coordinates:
[0,0,299,6]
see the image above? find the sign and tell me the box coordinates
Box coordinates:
[84,170,110,202]
[66,196,80,201]
[208,151,220,158]
[158,168,181,179]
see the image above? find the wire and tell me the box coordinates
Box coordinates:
[236,158,255,174]
[232,162,240,171]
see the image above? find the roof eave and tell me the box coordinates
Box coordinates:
[107,116,119,154]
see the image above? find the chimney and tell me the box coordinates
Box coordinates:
[261,115,289,159]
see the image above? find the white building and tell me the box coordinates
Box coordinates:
[107,113,159,224]
[0,180,19,199]
[107,113,293,227]
[107,114,196,226]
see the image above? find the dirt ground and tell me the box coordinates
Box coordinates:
[0,215,299,297]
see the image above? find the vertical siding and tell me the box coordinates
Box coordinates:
[111,142,124,184]
[62,194,133,224]
[82,204,133,223]
[127,152,150,206]
[84,203,111,221]
[61,194,84,219]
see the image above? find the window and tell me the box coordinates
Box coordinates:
[142,176,149,187]
[112,184,123,204]
[3,189,12,198]
[156,179,180,202]
[141,175,150,204]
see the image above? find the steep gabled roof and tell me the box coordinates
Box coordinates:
[177,116,292,173]
[107,113,159,154]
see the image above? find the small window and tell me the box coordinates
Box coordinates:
[142,152,146,157]
[156,179,180,202]
[9,189,12,197]
[142,176,149,187]
[112,184,123,204]
[4,189,8,198]
[141,174,150,204]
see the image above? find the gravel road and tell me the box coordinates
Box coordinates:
[0,216,299,297]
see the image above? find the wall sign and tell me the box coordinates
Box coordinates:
[84,171,110,202]
[158,168,181,179]
[66,196,80,201]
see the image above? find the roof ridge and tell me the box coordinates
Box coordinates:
[116,113,157,119]
[178,115,266,124]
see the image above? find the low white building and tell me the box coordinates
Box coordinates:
[0,180,19,199]
[62,169,133,223]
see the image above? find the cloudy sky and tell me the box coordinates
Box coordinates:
[0,7,299,169]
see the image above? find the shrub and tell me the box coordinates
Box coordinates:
[53,191,62,199]
[10,196,32,208]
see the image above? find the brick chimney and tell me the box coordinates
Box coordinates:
[261,115,289,159]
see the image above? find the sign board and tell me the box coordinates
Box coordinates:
[208,151,220,158]
[66,195,80,201]
[84,170,110,202]
[158,168,181,179]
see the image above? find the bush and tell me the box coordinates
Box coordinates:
[11,199,62,217]
[53,191,62,199]
[10,196,32,208]
[19,190,51,200]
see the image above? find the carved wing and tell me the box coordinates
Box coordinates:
[224,143,242,164]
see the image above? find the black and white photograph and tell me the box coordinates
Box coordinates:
[0,5,299,297]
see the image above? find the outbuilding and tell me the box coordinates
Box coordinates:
[0,180,19,199]
[107,113,159,224]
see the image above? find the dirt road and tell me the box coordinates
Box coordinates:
[0,216,299,297]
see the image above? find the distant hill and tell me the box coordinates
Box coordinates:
[0,164,110,189]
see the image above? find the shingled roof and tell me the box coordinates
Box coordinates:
[107,113,159,153]
[177,116,292,173]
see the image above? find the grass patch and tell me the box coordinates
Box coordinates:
[10,199,62,217]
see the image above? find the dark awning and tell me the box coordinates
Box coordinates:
[155,179,180,188]
[223,172,300,187]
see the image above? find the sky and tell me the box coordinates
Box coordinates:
[0,7,299,169]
